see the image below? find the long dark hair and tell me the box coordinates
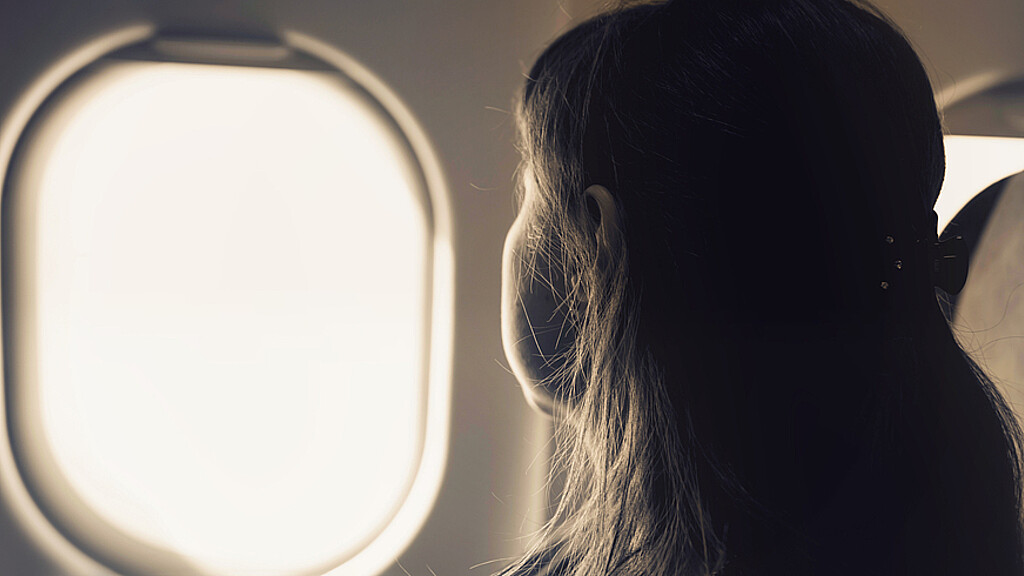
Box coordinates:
[503,0,1024,575]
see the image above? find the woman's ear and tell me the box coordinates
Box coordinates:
[584,184,620,254]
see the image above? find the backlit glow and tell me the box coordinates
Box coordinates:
[10,60,430,575]
[936,135,1024,233]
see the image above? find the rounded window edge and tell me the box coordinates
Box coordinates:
[0,26,454,576]
[282,28,455,576]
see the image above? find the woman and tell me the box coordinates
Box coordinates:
[499,0,1024,575]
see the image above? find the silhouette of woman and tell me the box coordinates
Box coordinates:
[500,1,1024,574]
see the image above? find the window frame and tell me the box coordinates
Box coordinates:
[0,28,453,576]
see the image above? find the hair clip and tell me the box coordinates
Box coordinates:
[879,231,969,295]
[930,235,968,295]
[880,234,898,291]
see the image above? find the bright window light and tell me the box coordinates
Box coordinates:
[7,59,431,575]
[936,135,1024,233]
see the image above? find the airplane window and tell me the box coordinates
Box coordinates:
[935,136,1024,231]
[4,51,437,576]
[940,136,1024,428]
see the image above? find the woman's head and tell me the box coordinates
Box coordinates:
[504,0,946,358]
[500,1,1022,575]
